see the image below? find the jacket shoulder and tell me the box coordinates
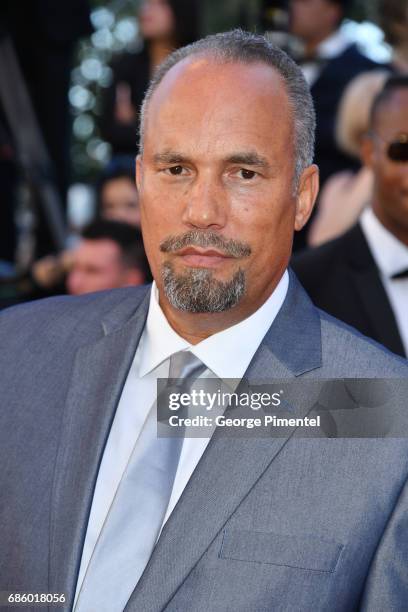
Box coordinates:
[318,309,408,377]
[0,285,150,353]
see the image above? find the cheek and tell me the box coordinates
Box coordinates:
[235,205,294,266]
[235,189,294,234]
[377,167,400,194]
[140,195,174,272]
[141,177,185,231]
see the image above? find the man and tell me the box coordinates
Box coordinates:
[293,75,408,358]
[0,31,407,612]
[289,0,381,188]
[0,219,147,310]
[66,220,148,295]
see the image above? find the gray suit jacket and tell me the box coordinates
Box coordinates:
[1,271,408,612]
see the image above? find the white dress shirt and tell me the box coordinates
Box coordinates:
[360,207,408,355]
[74,270,289,603]
[300,29,352,87]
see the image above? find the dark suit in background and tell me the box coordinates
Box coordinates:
[293,43,381,251]
[312,43,381,188]
[292,223,406,357]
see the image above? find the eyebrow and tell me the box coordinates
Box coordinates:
[153,150,271,168]
[224,152,270,168]
[153,152,189,165]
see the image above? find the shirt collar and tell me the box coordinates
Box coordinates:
[360,207,408,277]
[138,271,289,379]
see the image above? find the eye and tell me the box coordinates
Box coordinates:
[239,169,257,180]
[168,165,184,175]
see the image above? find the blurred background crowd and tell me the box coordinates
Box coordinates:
[0,0,407,356]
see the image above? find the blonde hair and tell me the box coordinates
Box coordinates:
[336,69,390,159]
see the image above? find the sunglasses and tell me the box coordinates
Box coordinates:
[372,133,408,162]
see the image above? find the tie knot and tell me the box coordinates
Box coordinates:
[168,351,207,380]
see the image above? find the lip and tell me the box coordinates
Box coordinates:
[176,247,233,268]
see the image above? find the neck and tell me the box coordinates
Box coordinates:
[148,40,173,71]
[372,201,408,247]
[160,309,247,345]
[303,27,337,56]
[158,282,280,345]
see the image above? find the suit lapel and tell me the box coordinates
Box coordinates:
[48,289,151,607]
[346,225,405,357]
[125,273,322,612]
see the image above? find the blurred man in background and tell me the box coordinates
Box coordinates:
[66,220,149,295]
[293,76,408,357]
[289,0,381,188]
[0,219,149,309]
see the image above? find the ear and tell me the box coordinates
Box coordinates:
[360,134,375,169]
[294,164,319,232]
[135,154,143,190]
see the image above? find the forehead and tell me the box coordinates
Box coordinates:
[76,239,121,263]
[374,89,408,135]
[144,57,294,157]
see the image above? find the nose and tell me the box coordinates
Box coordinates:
[181,174,228,230]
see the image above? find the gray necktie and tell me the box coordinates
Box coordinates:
[75,351,206,612]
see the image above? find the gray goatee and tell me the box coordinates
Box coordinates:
[159,230,251,313]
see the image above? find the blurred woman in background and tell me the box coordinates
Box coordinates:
[100,0,200,157]
[96,159,140,227]
[308,70,389,246]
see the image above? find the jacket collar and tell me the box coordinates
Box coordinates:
[49,287,151,606]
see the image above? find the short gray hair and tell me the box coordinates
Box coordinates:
[139,29,315,186]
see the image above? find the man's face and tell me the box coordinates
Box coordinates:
[289,0,341,43]
[101,177,141,227]
[66,239,138,295]
[137,58,317,316]
[364,89,408,241]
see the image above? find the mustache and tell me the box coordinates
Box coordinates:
[159,230,252,258]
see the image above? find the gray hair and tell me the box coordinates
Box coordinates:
[139,29,316,186]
